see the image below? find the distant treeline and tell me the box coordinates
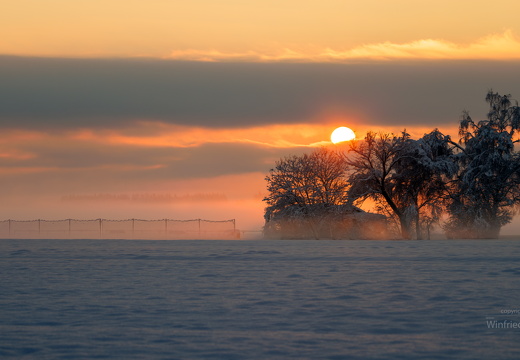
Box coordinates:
[62,193,228,203]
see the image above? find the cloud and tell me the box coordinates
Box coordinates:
[71,122,333,148]
[3,55,520,132]
[328,30,520,61]
[0,56,320,128]
[167,31,520,62]
[0,126,311,186]
[166,48,311,63]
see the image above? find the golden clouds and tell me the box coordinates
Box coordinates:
[336,31,520,60]
[166,49,311,63]
[71,122,336,149]
[167,31,520,62]
[0,123,333,185]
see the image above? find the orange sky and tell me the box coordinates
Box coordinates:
[2,1,520,232]
[3,1,520,59]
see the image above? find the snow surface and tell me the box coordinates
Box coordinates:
[1,239,520,359]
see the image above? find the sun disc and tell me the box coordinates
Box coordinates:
[331,126,356,144]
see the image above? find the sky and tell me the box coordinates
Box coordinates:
[2,0,520,232]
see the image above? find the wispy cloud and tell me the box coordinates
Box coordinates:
[166,48,311,62]
[0,123,335,188]
[167,31,520,62]
[71,122,337,149]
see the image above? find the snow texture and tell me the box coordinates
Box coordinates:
[1,239,520,359]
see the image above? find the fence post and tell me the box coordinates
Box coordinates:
[198,219,201,237]
[8,219,11,238]
[38,219,41,237]
[68,219,71,239]
[99,219,102,238]
[132,219,135,239]
[233,219,237,239]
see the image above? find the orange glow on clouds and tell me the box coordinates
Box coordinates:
[2,122,460,164]
[167,31,520,62]
[0,150,36,161]
[71,122,343,149]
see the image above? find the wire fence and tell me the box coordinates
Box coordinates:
[0,218,239,240]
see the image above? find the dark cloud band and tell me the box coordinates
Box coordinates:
[2,56,520,129]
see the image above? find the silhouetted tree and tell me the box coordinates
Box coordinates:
[346,130,456,239]
[445,91,520,238]
[395,130,458,239]
[345,132,414,238]
[264,148,350,238]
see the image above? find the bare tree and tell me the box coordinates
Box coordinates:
[345,131,414,238]
[263,147,351,239]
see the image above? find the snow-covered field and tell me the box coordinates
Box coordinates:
[1,239,520,359]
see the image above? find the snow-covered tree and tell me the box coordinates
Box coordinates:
[445,91,520,238]
[394,130,458,239]
[346,130,456,239]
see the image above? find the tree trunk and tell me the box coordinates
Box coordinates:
[415,212,423,240]
[381,190,412,239]
[398,215,412,240]
[307,218,320,240]
[479,224,501,239]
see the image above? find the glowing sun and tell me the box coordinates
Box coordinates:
[331,126,356,144]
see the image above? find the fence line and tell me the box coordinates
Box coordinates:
[0,218,239,239]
